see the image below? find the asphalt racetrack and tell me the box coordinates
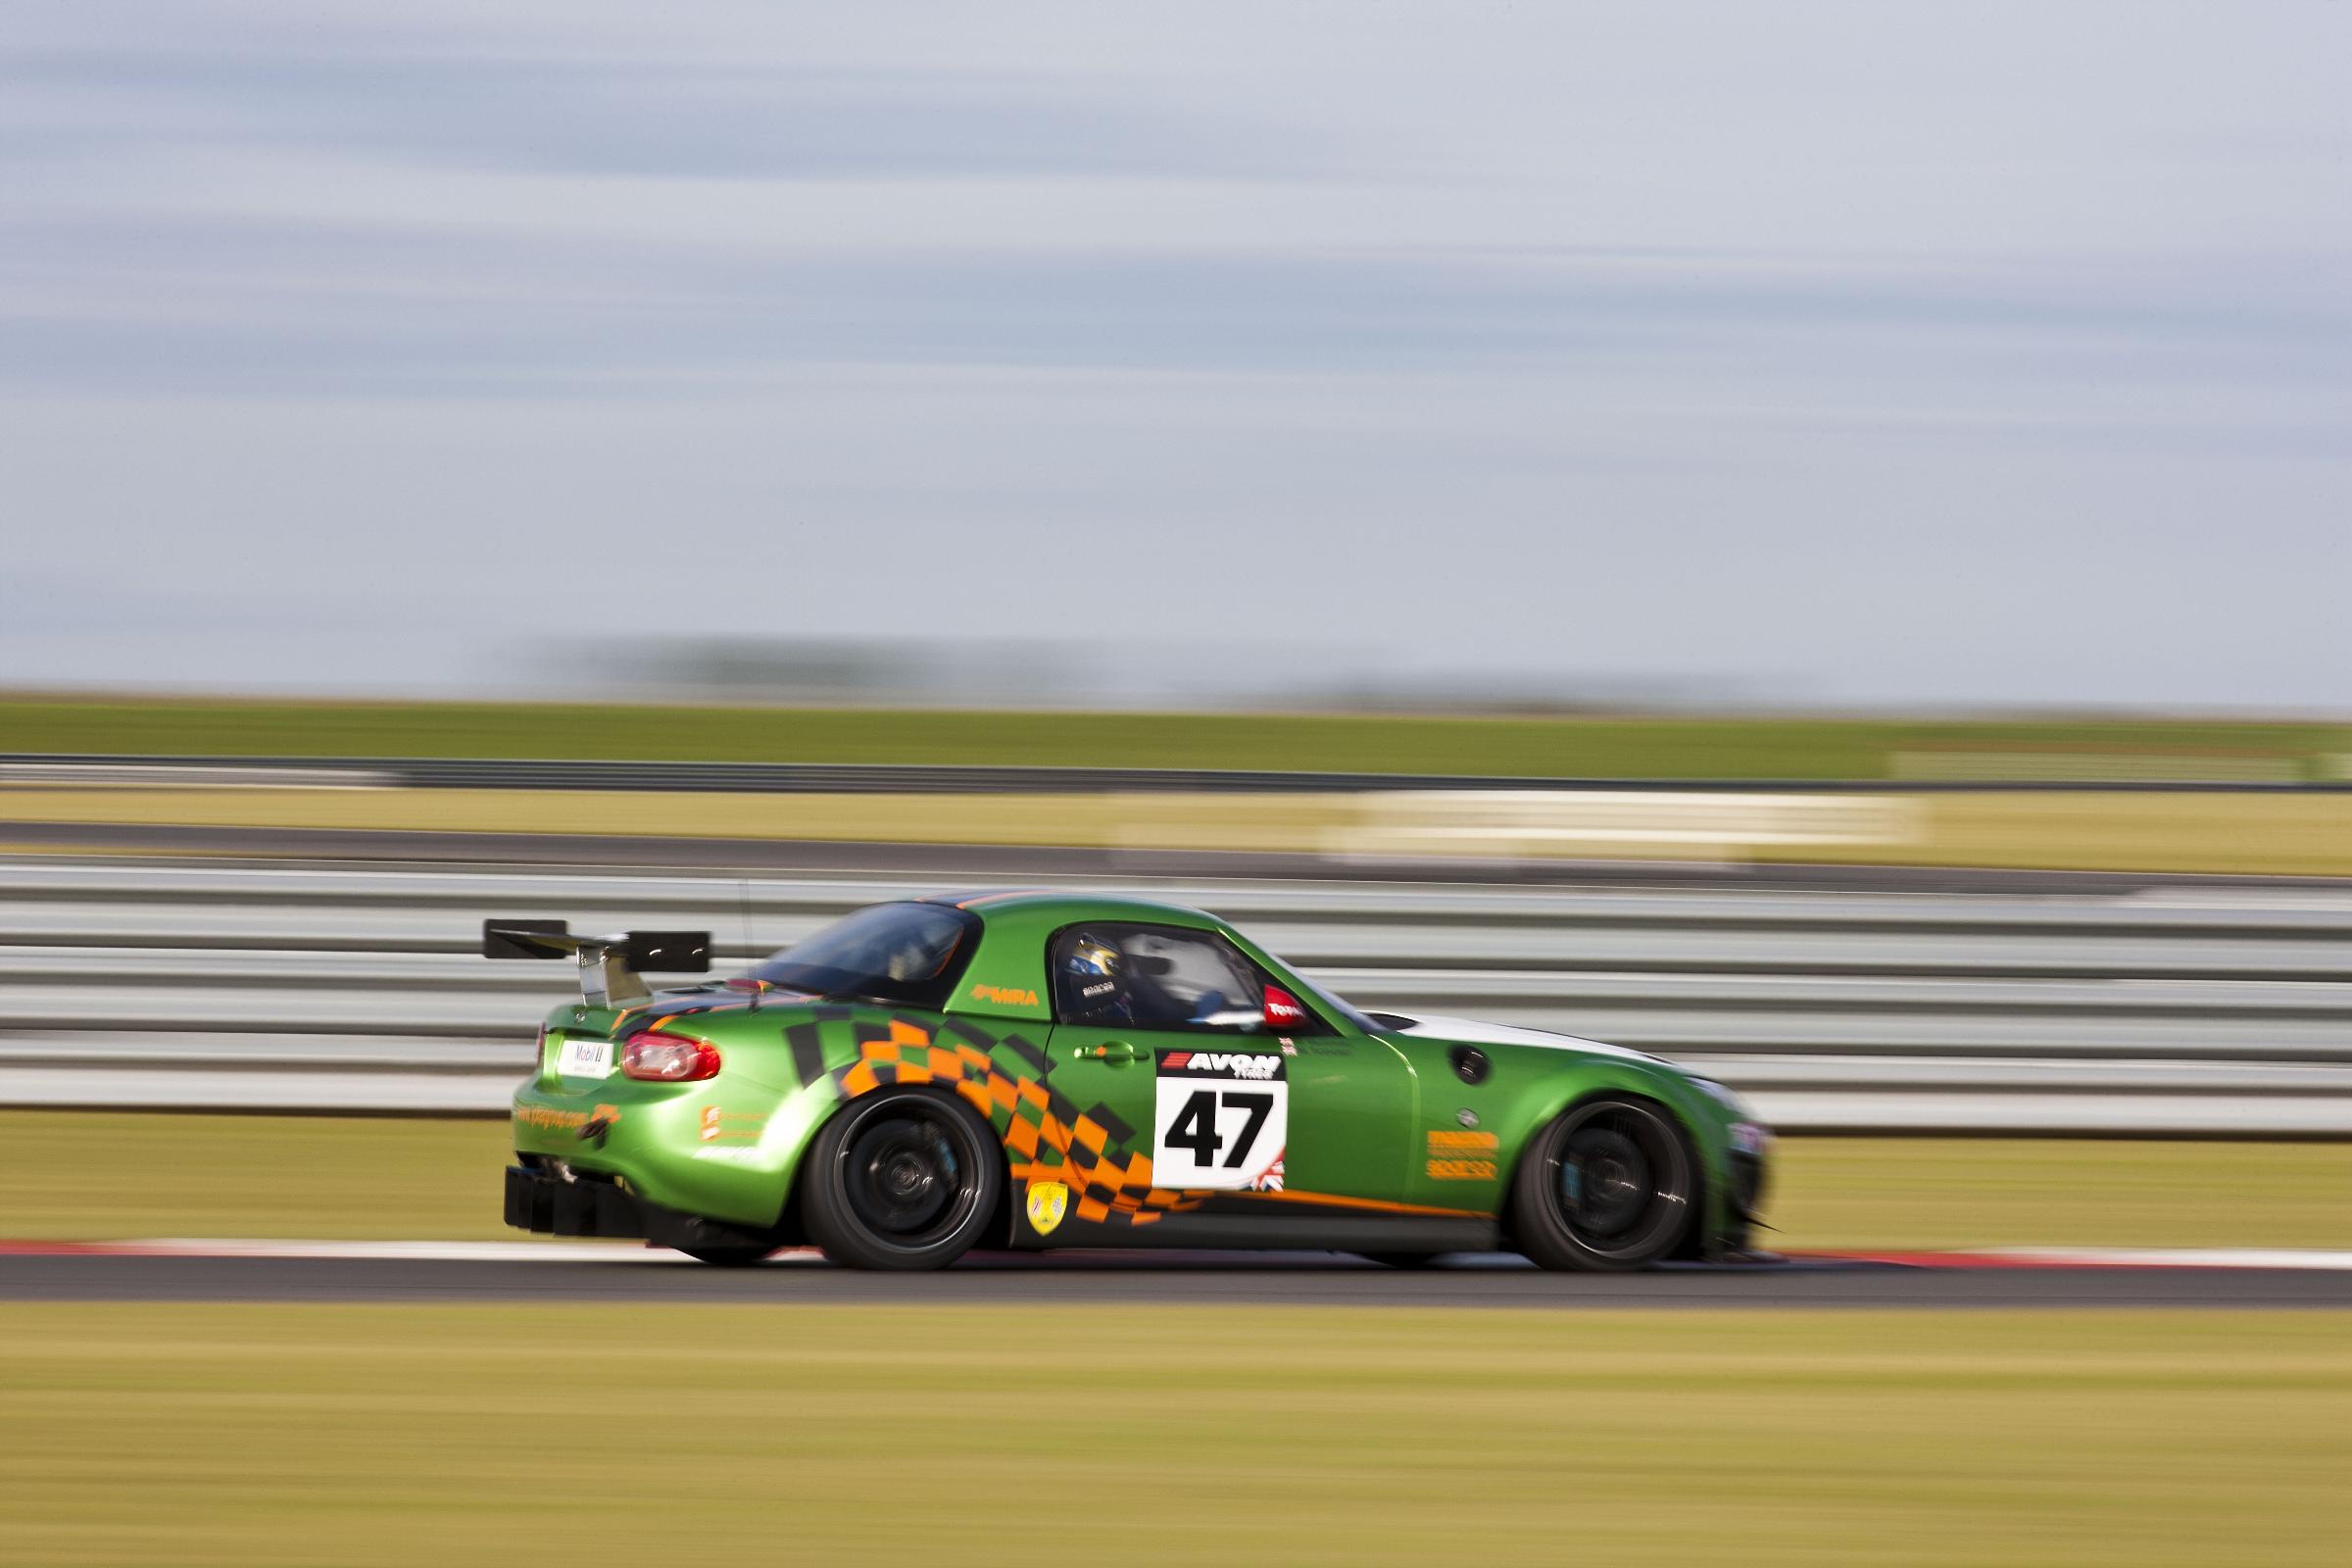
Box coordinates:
[4,1246,2347,1307]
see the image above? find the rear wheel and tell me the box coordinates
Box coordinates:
[801,1088,1002,1271]
[1510,1097,1694,1272]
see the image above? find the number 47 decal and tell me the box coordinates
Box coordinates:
[1162,1089,1274,1167]
[1152,1050,1288,1190]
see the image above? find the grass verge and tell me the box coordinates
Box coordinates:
[3,1302,2347,1566]
[2,1112,2345,1250]
[5,696,2347,778]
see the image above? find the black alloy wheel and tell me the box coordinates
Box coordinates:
[801,1089,1002,1271]
[1510,1097,1695,1272]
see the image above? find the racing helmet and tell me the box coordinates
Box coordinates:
[1063,932,1125,1008]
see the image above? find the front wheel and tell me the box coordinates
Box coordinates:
[1510,1097,1695,1272]
[800,1088,1003,1271]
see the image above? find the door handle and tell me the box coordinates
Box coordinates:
[1080,1041,1147,1064]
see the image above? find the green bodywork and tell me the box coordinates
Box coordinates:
[509,892,1768,1257]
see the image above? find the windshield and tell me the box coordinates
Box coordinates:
[1286,970,1381,1035]
[746,902,980,1007]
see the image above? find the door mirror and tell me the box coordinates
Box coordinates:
[1262,986,1309,1034]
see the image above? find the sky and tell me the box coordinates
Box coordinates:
[1,1,2346,709]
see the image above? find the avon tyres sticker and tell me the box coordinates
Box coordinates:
[1153,1049,1287,1191]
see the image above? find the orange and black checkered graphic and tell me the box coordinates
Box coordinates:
[818,1012,1201,1227]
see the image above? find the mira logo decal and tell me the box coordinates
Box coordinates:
[970,983,1040,1007]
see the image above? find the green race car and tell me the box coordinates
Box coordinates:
[496,891,1771,1271]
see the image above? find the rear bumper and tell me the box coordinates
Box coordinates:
[505,1164,648,1239]
[510,1074,805,1230]
[504,1163,787,1251]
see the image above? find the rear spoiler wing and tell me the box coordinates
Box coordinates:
[482,920,711,1006]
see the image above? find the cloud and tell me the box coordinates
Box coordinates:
[0,1,2345,706]
[0,46,1327,183]
[0,206,2339,416]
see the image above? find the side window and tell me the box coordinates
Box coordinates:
[1052,923,1267,1034]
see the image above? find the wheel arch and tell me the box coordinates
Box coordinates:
[1498,1078,1713,1261]
[779,1078,1020,1247]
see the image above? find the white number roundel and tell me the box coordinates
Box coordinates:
[1152,1048,1287,1191]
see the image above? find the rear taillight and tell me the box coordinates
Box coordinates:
[620,1030,721,1082]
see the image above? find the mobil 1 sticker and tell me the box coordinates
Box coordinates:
[1152,1049,1287,1191]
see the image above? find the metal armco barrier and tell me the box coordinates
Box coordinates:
[2,859,2347,1134]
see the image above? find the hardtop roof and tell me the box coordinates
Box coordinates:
[916,888,1224,927]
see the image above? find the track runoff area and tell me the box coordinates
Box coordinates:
[2,1240,2347,1307]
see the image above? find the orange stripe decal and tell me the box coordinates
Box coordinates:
[953,890,1050,908]
[1235,1188,1487,1219]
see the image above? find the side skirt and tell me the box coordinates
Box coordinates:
[1024,1211,1502,1255]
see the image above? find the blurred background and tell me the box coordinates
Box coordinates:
[3,1,2346,710]
[3,4,2348,1566]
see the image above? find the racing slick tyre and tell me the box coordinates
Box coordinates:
[1510,1097,1695,1272]
[801,1088,1004,1271]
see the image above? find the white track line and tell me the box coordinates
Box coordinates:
[118,1239,815,1264]
[1970,1247,2352,1272]
[6,1240,2351,1271]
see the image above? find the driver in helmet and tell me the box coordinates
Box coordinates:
[1061,932,1137,1025]
[883,925,957,983]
